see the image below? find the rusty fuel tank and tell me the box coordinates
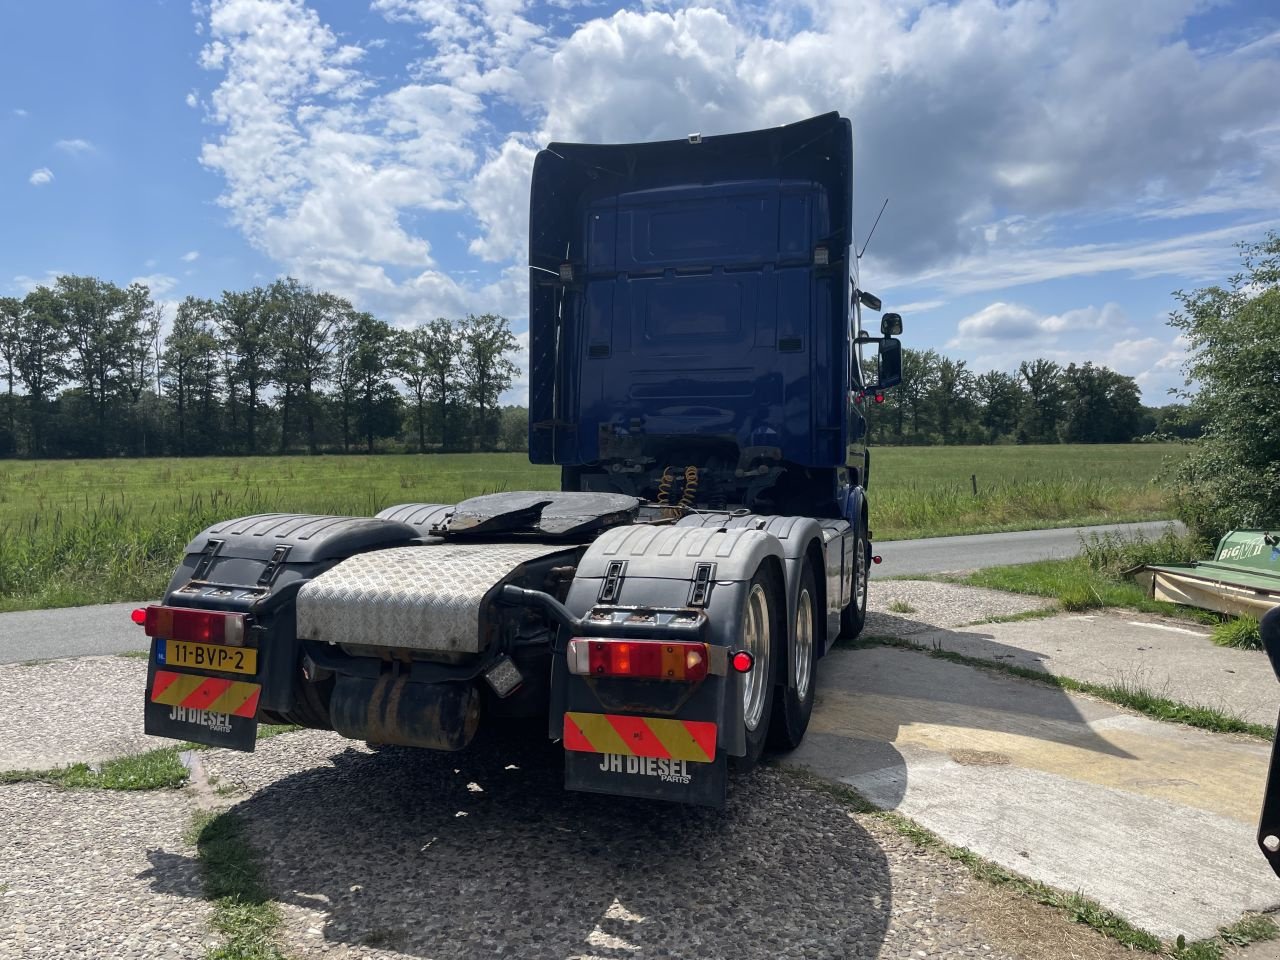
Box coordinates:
[330,674,481,751]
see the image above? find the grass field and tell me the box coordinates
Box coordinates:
[0,443,1190,611]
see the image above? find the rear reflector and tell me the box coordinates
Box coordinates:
[567,639,709,682]
[136,605,247,646]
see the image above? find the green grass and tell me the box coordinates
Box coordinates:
[957,557,1222,623]
[851,635,1274,740]
[189,810,285,960]
[0,745,189,789]
[0,444,1187,612]
[1212,616,1263,650]
[871,443,1188,540]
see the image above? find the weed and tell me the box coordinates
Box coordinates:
[1211,616,1263,651]
[886,600,916,614]
[1079,527,1210,577]
[117,649,151,660]
[960,608,1059,627]
[1058,584,1103,611]
[190,811,284,960]
[256,724,300,741]
[1218,914,1279,946]
[958,557,1220,623]
[0,746,189,790]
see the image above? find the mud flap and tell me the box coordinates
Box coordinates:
[565,749,727,808]
[143,649,258,752]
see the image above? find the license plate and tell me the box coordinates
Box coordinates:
[157,639,257,675]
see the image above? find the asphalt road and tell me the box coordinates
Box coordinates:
[870,518,1182,579]
[0,519,1183,664]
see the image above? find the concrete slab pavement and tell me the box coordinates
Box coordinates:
[783,645,1280,942]
[893,612,1279,728]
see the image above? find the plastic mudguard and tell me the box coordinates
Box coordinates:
[145,513,417,750]
[554,524,784,807]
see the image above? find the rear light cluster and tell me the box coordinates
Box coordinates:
[131,605,247,646]
[568,639,708,682]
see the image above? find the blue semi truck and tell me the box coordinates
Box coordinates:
[137,112,904,807]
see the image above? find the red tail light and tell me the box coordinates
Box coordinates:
[567,639,709,682]
[135,605,247,646]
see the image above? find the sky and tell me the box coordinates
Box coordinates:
[2,0,1279,406]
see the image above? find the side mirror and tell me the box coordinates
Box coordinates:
[875,337,902,390]
[858,290,882,312]
[880,312,903,337]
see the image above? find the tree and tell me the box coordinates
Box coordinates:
[14,287,66,455]
[1018,359,1063,443]
[395,325,433,453]
[928,357,974,443]
[1169,232,1280,537]
[346,312,398,453]
[215,287,275,454]
[163,297,219,455]
[973,370,1023,443]
[270,278,341,454]
[1059,363,1145,443]
[423,317,460,450]
[458,314,519,451]
[120,282,164,455]
[0,296,20,444]
[55,275,128,452]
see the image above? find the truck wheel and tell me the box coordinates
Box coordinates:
[769,562,819,750]
[732,566,780,771]
[840,517,869,640]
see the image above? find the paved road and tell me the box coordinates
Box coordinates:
[871,518,1182,579]
[0,519,1183,664]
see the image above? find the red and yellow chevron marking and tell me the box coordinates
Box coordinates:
[150,669,260,718]
[563,711,717,763]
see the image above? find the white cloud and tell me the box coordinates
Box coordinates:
[892,299,945,315]
[12,108,27,118]
[28,167,53,186]
[186,91,199,108]
[181,250,200,262]
[131,273,180,296]
[191,0,1280,338]
[952,301,1127,346]
[54,138,94,154]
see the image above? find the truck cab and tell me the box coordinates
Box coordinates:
[527,112,900,519]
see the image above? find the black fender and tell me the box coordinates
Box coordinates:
[563,524,786,757]
[677,513,835,668]
[163,513,419,716]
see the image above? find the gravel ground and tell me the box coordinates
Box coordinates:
[0,782,213,959]
[866,580,1055,639]
[194,728,1134,960]
[0,656,152,771]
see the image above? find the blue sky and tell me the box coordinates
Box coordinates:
[3,0,1279,405]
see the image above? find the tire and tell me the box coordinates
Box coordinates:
[731,565,781,771]
[840,515,869,641]
[769,562,819,751]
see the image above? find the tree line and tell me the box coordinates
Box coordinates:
[864,348,1201,446]
[0,272,1200,459]
[0,275,525,458]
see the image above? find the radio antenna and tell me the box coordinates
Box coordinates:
[856,198,889,260]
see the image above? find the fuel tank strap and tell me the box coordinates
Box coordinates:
[296,544,568,653]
